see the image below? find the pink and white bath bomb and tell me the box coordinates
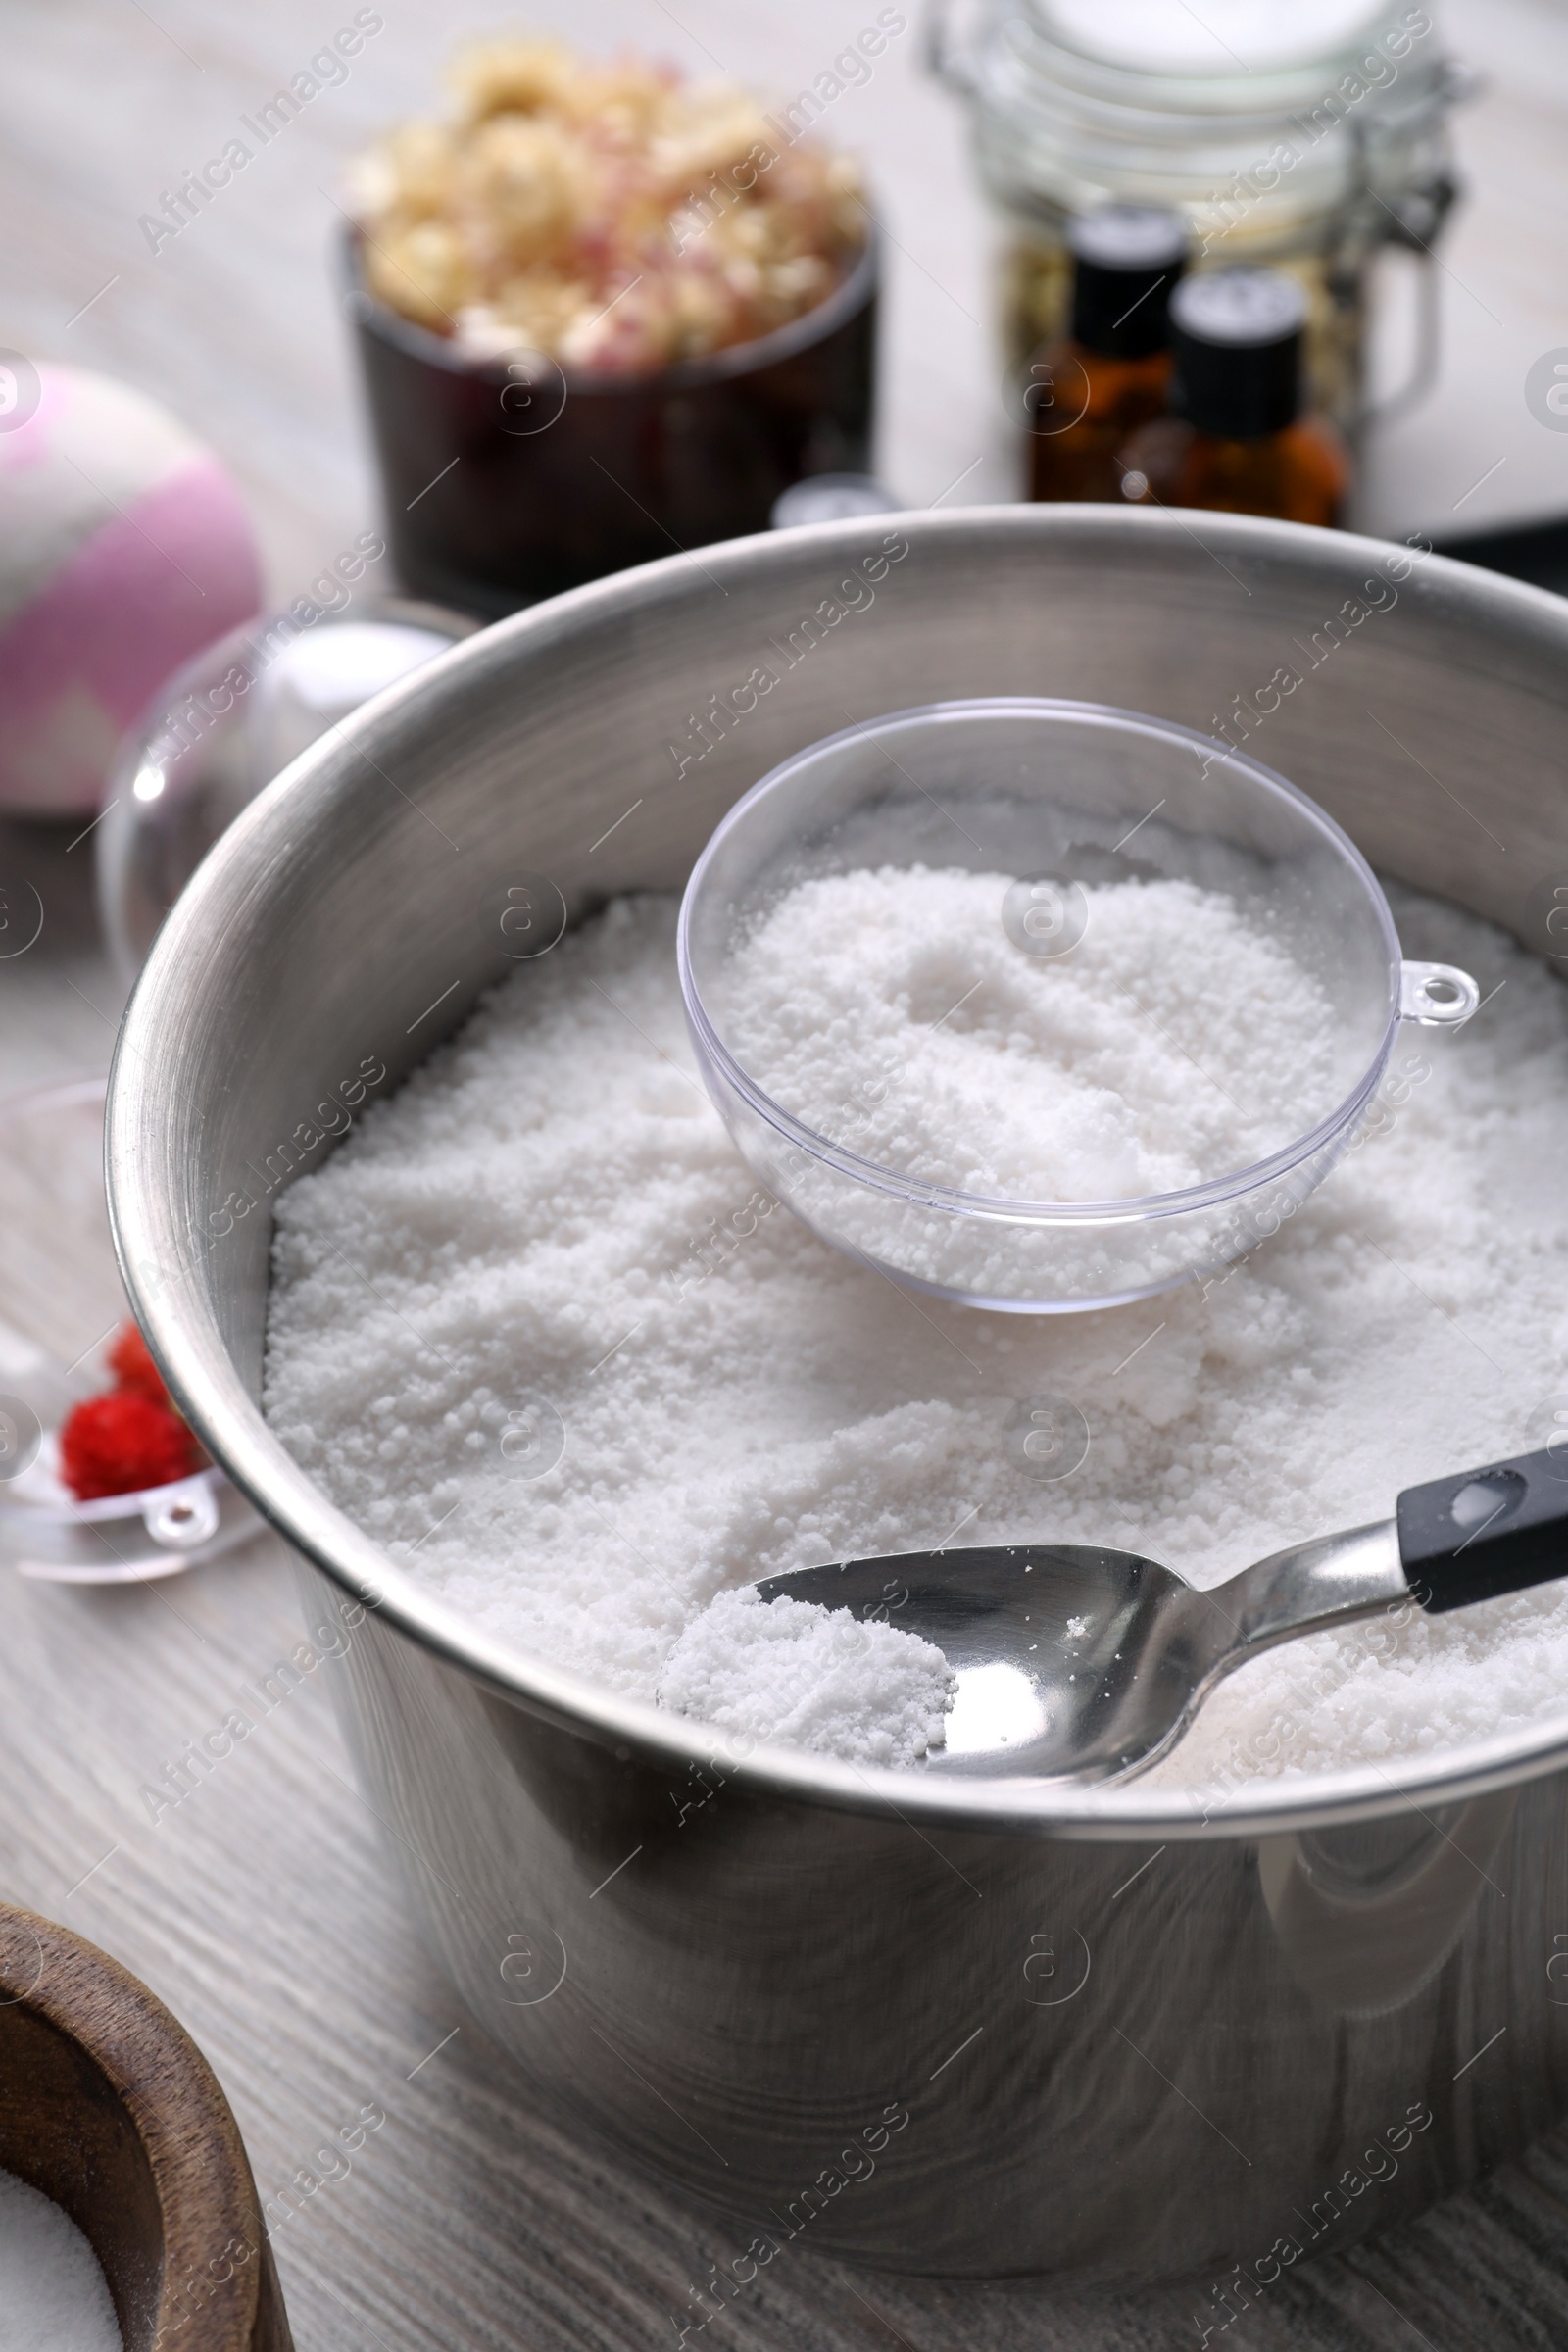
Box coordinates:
[0,365,263,816]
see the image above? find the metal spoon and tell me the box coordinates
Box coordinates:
[756,1445,1568,1783]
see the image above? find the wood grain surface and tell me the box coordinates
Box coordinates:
[5,4,1568,2346]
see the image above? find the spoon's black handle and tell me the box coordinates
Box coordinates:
[1397,1447,1568,1613]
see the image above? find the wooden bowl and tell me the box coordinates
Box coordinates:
[344,223,878,616]
[0,1903,291,2349]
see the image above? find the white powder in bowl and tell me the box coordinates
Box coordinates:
[656,1590,955,1765]
[0,2170,122,2352]
[714,865,1343,1200]
[265,888,1568,1788]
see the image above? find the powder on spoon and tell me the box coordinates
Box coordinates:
[656,1589,956,1765]
[0,2170,122,2352]
[265,888,1568,1786]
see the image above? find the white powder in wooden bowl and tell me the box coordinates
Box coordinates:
[0,2170,121,2352]
[264,888,1568,1786]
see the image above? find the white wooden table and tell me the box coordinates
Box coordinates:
[5,5,1568,2345]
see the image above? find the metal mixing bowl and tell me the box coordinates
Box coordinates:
[106,508,1568,2287]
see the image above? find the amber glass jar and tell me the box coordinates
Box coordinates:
[1026,206,1185,502]
[1119,267,1348,526]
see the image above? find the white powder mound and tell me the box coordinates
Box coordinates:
[265,889,1568,1788]
[0,2169,122,2352]
[715,866,1342,1200]
[656,1589,956,1766]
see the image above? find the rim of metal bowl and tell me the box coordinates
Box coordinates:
[676,695,1404,1228]
[105,503,1568,1843]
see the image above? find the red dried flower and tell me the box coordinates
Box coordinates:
[59,1391,200,1502]
[106,1322,170,1408]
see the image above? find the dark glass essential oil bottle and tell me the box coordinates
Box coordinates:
[1023,206,1187,504]
[1118,267,1349,527]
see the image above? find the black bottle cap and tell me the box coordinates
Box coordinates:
[1169,268,1307,439]
[1067,207,1188,360]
